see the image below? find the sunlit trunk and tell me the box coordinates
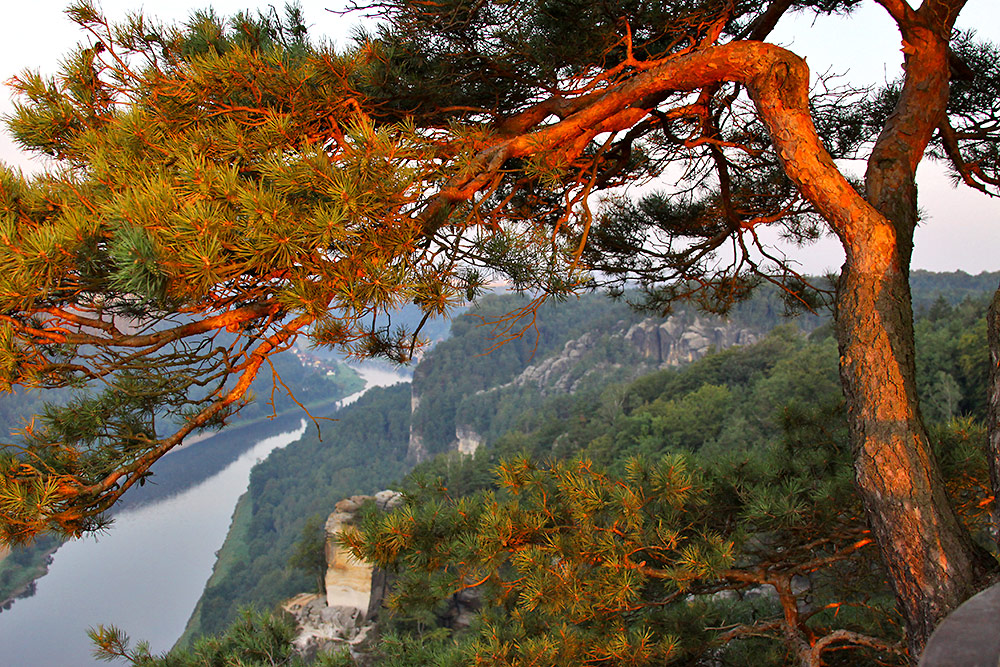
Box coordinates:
[987,286,1000,546]
[835,195,995,658]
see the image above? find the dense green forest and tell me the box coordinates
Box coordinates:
[1,0,997,658]
[31,271,996,665]
[346,297,991,666]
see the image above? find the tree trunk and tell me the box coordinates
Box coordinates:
[987,285,1000,546]
[831,7,998,656]
[835,220,996,658]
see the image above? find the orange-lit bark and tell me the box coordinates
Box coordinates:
[836,236,993,654]
[431,14,994,654]
[987,287,1000,544]
[834,3,995,657]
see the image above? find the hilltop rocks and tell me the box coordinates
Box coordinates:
[499,315,760,397]
[407,305,772,463]
[324,501,373,613]
[505,331,604,394]
[407,391,428,462]
[283,593,376,662]
[624,315,759,366]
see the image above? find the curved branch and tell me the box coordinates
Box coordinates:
[425,41,877,250]
[5,301,282,349]
[938,119,999,195]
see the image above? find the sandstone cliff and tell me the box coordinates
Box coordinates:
[408,311,768,463]
[284,490,402,663]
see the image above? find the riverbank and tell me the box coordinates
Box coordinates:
[0,393,355,612]
[0,422,310,666]
[176,364,411,647]
[174,491,253,647]
[0,359,364,612]
[173,373,412,646]
[0,536,60,613]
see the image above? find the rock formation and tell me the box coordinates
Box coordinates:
[407,389,428,462]
[285,490,403,663]
[623,315,759,366]
[407,308,775,463]
[503,331,604,394]
[455,425,484,456]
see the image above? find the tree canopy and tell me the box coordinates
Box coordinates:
[0,0,998,657]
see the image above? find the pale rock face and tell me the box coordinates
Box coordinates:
[504,332,601,394]
[408,386,429,462]
[455,425,483,456]
[287,490,404,664]
[373,490,404,512]
[283,595,375,663]
[625,320,660,360]
[321,492,402,613]
[625,316,759,367]
[324,507,374,612]
[504,314,760,399]
[407,431,428,463]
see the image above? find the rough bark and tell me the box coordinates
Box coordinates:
[987,285,1000,545]
[836,233,995,658]
[833,3,996,657]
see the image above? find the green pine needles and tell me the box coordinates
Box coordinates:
[346,446,905,665]
[0,2,470,542]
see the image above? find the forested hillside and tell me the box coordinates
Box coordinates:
[86,272,999,665]
[350,294,993,666]
[3,0,998,658]
[408,288,827,460]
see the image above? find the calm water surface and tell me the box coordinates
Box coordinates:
[0,364,408,667]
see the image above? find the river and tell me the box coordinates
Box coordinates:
[0,364,409,667]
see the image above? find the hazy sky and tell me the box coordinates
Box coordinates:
[0,0,996,276]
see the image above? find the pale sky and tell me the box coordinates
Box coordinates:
[0,0,997,276]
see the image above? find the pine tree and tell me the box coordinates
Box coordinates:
[346,449,908,666]
[0,0,998,656]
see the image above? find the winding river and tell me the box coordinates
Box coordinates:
[0,364,409,667]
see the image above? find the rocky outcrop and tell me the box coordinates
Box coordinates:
[455,425,484,456]
[324,498,375,612]
[505,332,604,394]
[499,315,760,398]
[407,307,772,462]
[285,490,403,664]
[407,387,428,462]
[283,593,377,662]
[624,315,759,366]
